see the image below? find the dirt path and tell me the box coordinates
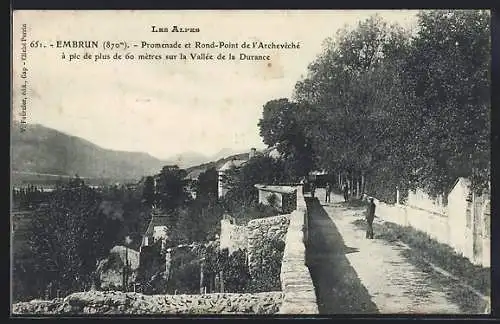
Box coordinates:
[306,192,463,314]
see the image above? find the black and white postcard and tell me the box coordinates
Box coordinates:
[11,9,491,316]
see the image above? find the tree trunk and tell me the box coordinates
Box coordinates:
[125,247,129,292]
[199,261,204,294]
[361,172,365,197]
[357,177,360,199]
[219,270,224,293]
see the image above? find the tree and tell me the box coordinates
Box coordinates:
[292,15,411,198]
[285,11,490,201]
[196,167,218,202]
[142,176,155,207]
[221,155,287,212]
[402,9,491,196]
[27,178,117,297]
[155,165,190,213]
[258,98,315,180]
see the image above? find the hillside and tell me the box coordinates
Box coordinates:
[11,122,169,182]
[165,151,210,169]
[185,152,250,179]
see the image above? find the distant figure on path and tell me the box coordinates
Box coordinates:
[325,182,331,203]
[366,198,376,239]
[342,184,349,202]
[310,181,316,198]
[301,177,308,195]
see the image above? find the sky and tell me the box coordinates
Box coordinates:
[12,10,418,160]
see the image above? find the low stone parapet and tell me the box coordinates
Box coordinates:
[12,291,284,315]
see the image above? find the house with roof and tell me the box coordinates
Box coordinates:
[140,207,170,253]
[216,146,280,199]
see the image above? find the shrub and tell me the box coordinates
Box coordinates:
[266,193,278,208]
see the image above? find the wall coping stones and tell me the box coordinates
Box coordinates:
[278,185,319,314]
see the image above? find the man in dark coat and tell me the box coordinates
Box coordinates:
[342,184,349,202]
[325,182,332,203]
[366,198,376,239]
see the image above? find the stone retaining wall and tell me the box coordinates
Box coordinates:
[12,290,284,315]
[247,214,290,291]
[12,185,319,315]
[278,186,318,314]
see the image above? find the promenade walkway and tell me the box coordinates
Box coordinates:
[306,190,464,314]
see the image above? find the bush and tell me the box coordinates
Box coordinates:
[266,193,278,208]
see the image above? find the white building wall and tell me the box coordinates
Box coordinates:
[369,177,490,267]
[447,178,471,258]
[218,171,226,199]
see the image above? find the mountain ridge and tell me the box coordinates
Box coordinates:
[11,122,261,185]
[11,123,180,182]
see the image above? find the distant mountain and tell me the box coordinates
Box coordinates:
[210,148,240,161]
[11,122,169,183]
[165,151,210,169]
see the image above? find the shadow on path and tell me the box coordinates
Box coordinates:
[305,198,379,314]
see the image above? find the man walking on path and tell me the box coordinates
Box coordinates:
[342,183,349,202]
[325,182,332,203]
[366,198,376,239]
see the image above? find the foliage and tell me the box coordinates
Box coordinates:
[166,167,225,245]
[266,193,278,208]
[223,249,251,293]
[220,155,291,212]
[155,165,191,213]
[25,178,119,299]
[258,98,315,180]
[142,176,155,207]
[169,256,201,294]
[196,167,219,201]
[171,201,224,244]
[403,10,490,196]
[12,258,39,302]
[259,10,490,201]
[136,241,167,294]
[100,184,150,250]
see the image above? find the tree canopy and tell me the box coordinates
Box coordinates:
[258,10,490,201]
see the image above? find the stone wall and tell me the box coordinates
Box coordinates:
[12,290,284,315]
[247,214,290,291]
[278,186,318,314]
[364,195,451,246]
[364,178,491,267]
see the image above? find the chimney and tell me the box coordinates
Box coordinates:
[249,148,257,159]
